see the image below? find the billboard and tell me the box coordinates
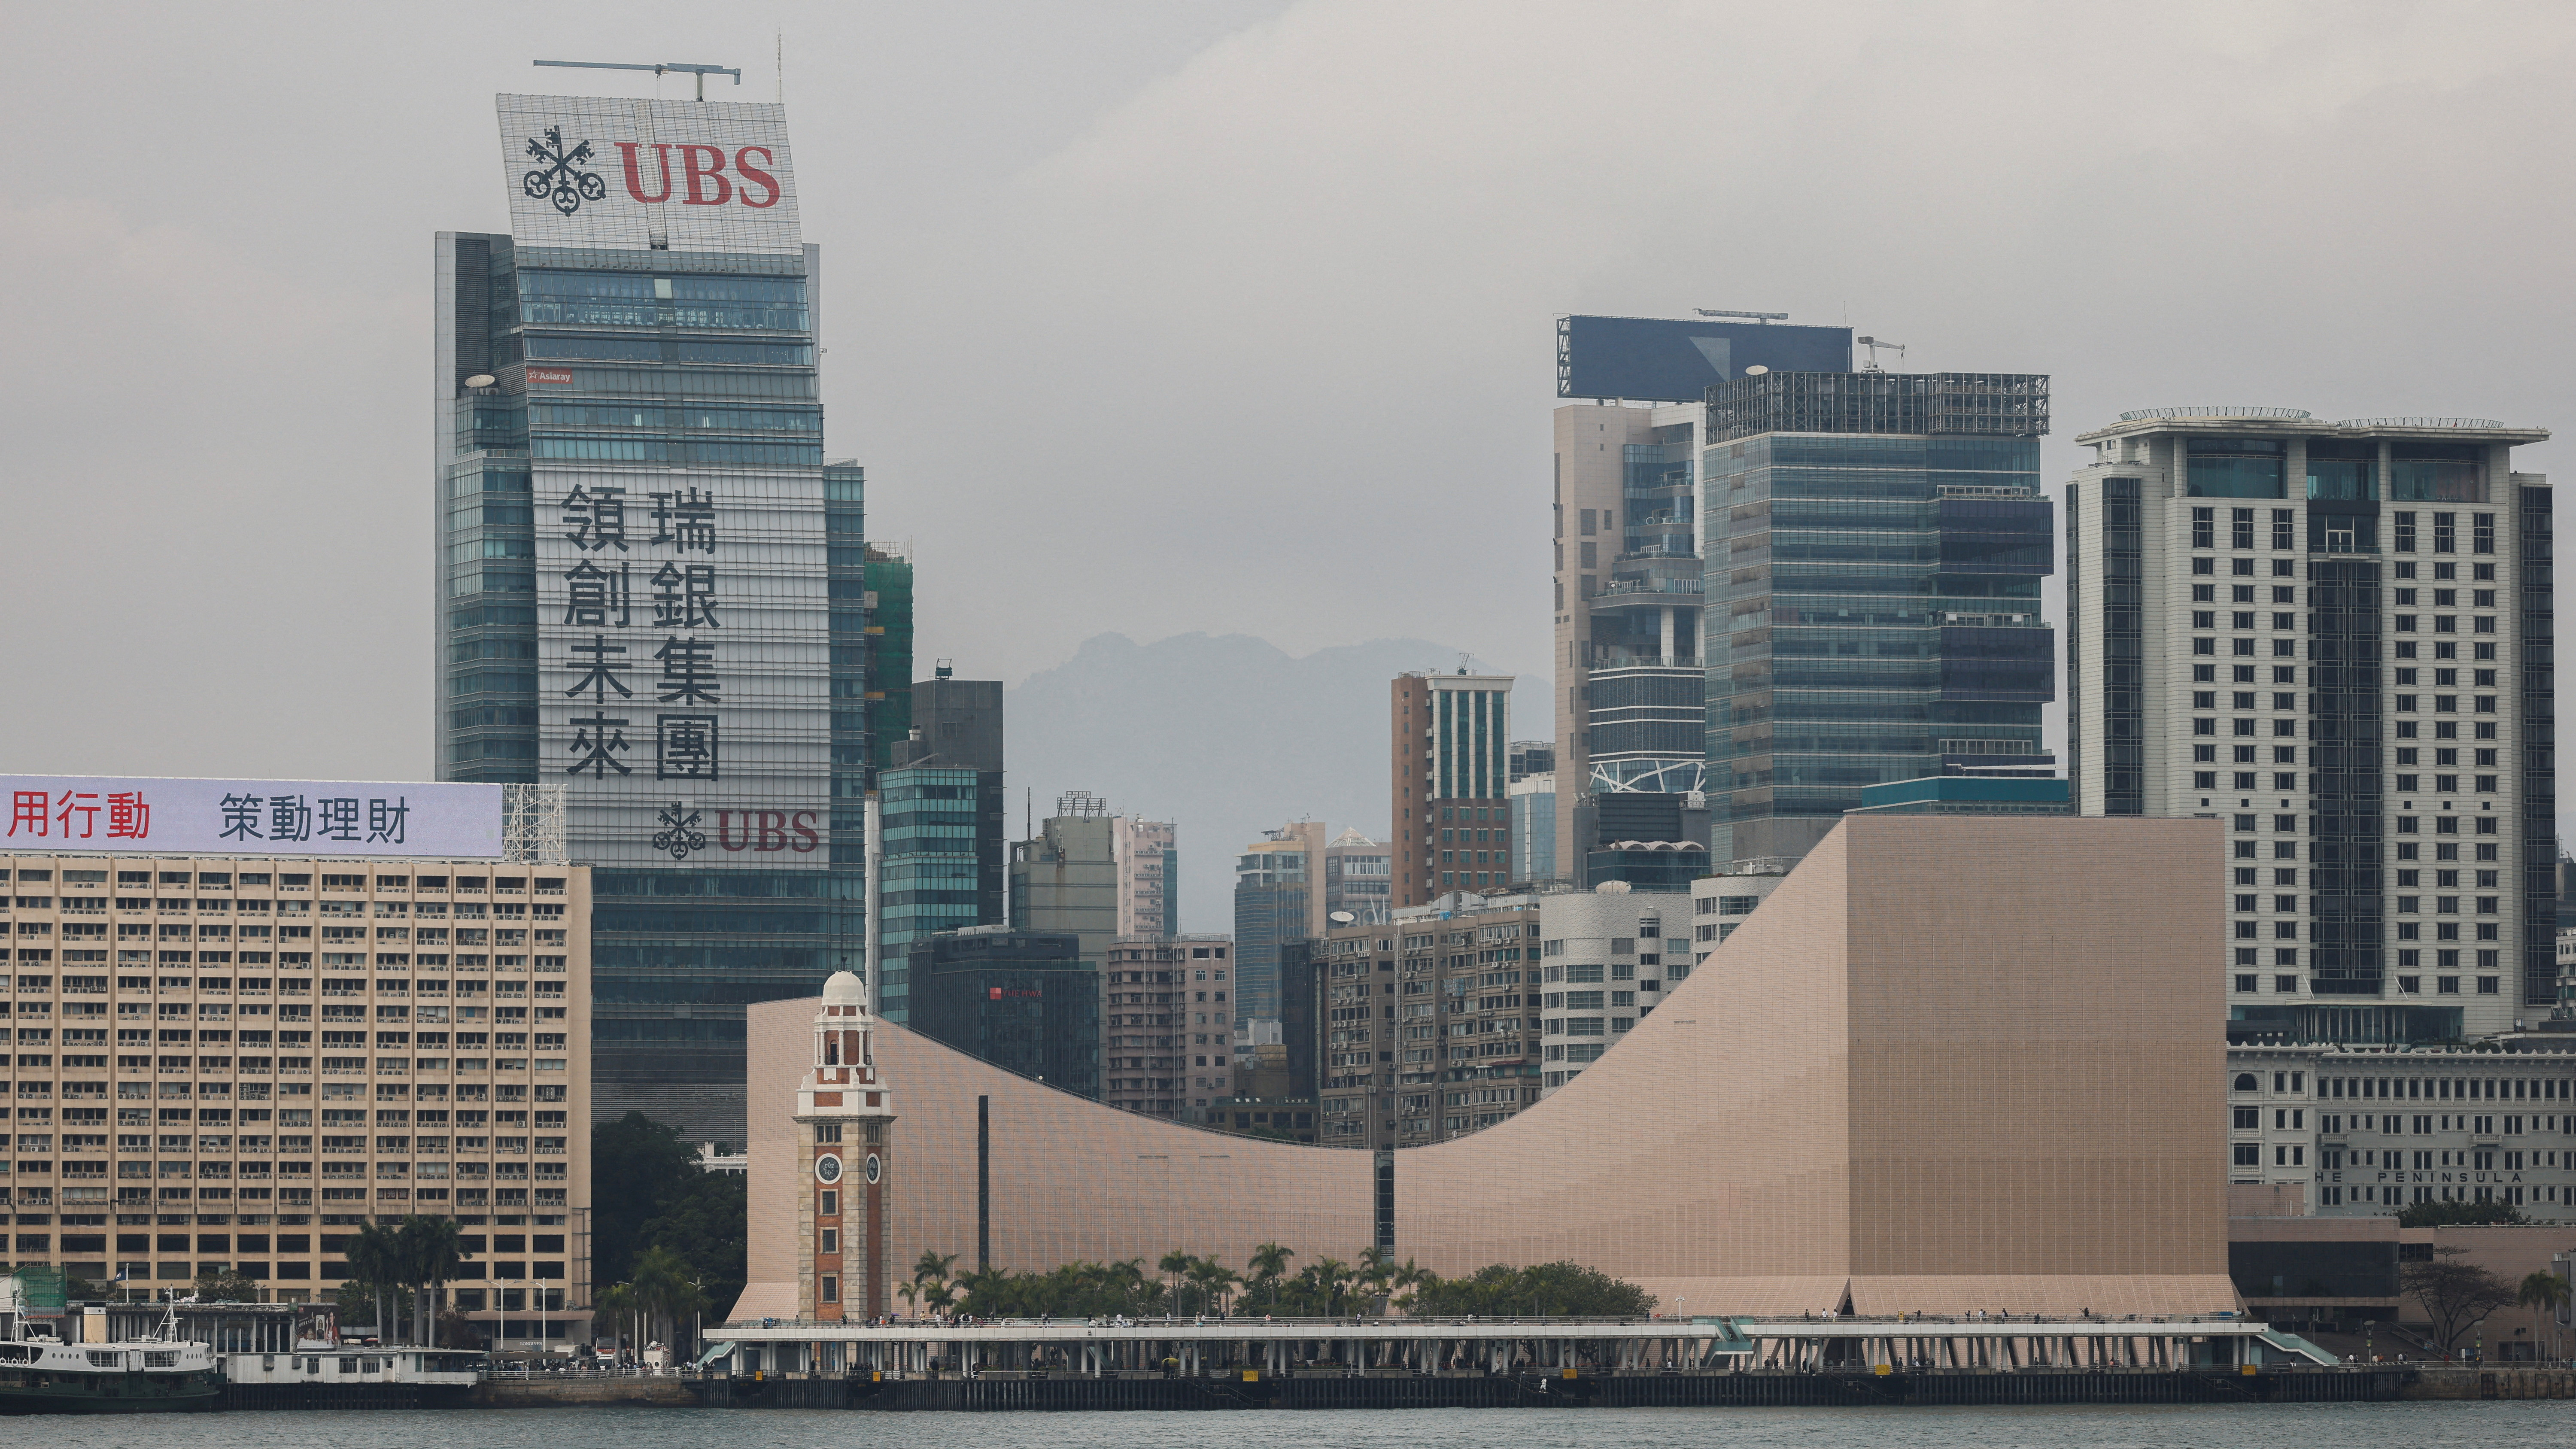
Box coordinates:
[498,94,802,256]
[0,776,504,858]
[1556,316,1852,402]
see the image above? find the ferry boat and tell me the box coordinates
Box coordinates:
[0,1319,222,1415]
[223,1340,489,1408]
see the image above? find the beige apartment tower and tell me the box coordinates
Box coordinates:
[0,852,589,1341]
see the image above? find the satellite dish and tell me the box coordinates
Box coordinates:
[1743,365,1769,376]
[464,374,497,389]
[1329,911,1356,926]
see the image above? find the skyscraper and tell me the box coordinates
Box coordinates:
[863,545,914,769]
[1232,821,1325,1033]
[1506,741,1556,887]
[436,92,860,1140]
[1550,315,1853,885]
[2064,409,2555,1040]
[877,672,1005,1023]
[1009,793,1121,975]
[1112,816,1179,938]
[1390,672,1513,907]
[1701,371,2057,863]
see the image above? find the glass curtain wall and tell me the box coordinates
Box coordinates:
[1703,434,2054,851]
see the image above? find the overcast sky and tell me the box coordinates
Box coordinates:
[6,0,2575,835]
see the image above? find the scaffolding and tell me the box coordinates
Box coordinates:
[1706,372,2050,442]
[501,782,568,865]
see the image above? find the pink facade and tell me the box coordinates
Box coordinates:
[738,817,2238,1320]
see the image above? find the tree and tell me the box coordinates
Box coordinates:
[2398,1199,2530,1228]
[1158,1249,1194,1315]
[345,1223,404,1343]
[632,1244,710,1352]
[1247,1242,1294,1313]
[2403,1245,2518,1355]
[591,1113,704,1290]
[634,1171,745,1327]
[1410,1261,1656,1318]
[191,1264,260,1303]
[395,1215,466,1347]
[2519,1270,2571,1358]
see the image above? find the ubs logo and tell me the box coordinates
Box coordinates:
[615,143,782,208]
[522,128,607,216]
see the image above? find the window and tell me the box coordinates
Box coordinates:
[2233,1107,2259,1129]
[2233,1143,2260,1166]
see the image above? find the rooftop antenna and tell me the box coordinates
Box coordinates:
[1854,335,1907,372]
[1695,309,1788,324]
[534,59,743,102]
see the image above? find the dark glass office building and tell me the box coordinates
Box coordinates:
[907,929,1100,1097]
[1702,372,2056,862]
[437,94,864,1142]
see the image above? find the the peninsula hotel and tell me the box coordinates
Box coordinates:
[0,776,591,1343]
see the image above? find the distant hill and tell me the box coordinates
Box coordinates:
[1002,633,1531,934]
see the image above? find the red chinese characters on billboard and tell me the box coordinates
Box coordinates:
[9,789,150,841]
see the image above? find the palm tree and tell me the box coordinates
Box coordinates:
[1158,1249,1194,1315]
[1356,1246,1396,1315]
[2520,1270,2571,1358]
[1248,1242,1294,1313]
[1187,1258,1240,1317]
[1388,1259,1432,1316]
[632,1245,707,1352]
[395,1216,467,1347]
[1309,1257,1355,1317]
[913,1249,959,1288]
[896,1281,920,1320]
[346,1224,404,1344]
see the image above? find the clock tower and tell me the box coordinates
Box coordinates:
[793,970,895,1320]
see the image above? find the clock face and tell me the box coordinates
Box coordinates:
[864,1153,882,1184]
[814,1152,843,1184]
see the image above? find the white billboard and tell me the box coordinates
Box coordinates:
[498,95,802,256]
[535,466,831,869]
[0,776,504,859]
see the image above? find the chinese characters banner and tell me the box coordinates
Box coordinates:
[536,466,831,869]
[0,777,503,859]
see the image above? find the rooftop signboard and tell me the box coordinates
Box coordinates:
[0,776,504,859]
[1556,315,1852,402]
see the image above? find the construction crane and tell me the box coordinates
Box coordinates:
[1854,335,1907,372]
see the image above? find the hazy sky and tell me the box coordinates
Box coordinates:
[7,1,2576,833]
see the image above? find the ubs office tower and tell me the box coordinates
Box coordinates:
[436,94,861,1140]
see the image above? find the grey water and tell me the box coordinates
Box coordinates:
[3,1403,2570,1449]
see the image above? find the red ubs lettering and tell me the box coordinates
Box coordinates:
[615,143,781,209]
[717,811,824,852]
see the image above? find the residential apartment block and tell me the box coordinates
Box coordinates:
[1535,887,1690,1094]
[0,853,590,1342]
[1101,935,1233,1119]
[1315,895,1541,1149]
[2065,410,2555,1040]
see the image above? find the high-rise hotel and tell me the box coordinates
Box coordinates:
[435,94,864,1138]
[2064,410,2555,1041]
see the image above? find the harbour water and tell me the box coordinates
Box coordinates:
[12,1402,2570,1448]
